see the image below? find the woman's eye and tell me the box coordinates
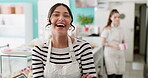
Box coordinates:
[52,14,59,17]
[64,15,70,18]
[114,17,118,19]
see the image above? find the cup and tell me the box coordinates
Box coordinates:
[119,43,127,51]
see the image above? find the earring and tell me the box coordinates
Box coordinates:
[69,26,72,30]
[46,24,50,27]
[47,25,51,28]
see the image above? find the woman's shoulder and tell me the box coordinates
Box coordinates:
[101,26,111,34]
[73,38,91,48]
[103,26,111,30]
[73,38,92,55]
[35,42,48,48]
[74,38,89,43]
[32,40,49,53]
[34,39,48,47]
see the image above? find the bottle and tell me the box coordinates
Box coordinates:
[1,18,5,25]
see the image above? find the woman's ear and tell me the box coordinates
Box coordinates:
[110,17,113,21]
[46,24,50,27]
[46,18,51,27]
[47,18,52,25]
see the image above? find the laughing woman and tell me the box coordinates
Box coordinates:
[32,3,96,78]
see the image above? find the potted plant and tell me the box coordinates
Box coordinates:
[77,15,93,31]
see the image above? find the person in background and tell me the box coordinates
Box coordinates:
[32,3,96,78]
[101,9,126,78]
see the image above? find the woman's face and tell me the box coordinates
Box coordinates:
[50,5,72,35]
[110,13,120,26]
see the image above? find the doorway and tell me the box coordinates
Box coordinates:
[134,3,147,63]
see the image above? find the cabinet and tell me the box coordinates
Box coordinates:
[0,52,32,77]
[0,3,33,48]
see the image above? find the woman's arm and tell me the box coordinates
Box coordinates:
[32,46,45,78]
[80,42,97,78]
[101,37,120,50]
[101,37,110,46]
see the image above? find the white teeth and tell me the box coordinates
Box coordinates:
[57,24,65,27]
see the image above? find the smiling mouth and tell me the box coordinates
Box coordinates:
[57,24,65,27]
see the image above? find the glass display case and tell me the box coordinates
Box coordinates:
[0,52,32,78]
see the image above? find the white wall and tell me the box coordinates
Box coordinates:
[147,0,148,6]
[95,2,135,62]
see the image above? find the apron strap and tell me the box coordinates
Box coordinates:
[47,39,52,62]
[68,36,77,62]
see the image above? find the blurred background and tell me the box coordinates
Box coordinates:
[0,0,147,78]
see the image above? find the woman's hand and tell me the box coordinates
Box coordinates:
[111,44,120,50]
[81,73,94,78]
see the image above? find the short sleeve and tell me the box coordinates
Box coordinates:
[101,29,109,38]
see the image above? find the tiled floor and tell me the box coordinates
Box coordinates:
[123,54,144,78]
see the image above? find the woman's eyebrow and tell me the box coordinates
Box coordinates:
[53,11,69,14]
[53,11,60,13]
[64,12,69,14]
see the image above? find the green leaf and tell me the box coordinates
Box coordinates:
[77,15,93,26]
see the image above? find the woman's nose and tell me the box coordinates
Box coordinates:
[58,15,64,21]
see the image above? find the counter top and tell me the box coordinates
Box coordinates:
[92,45,103,54]
[0,51,32,57]
[92,45,103,64]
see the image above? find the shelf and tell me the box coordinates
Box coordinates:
[0,36,25,41]
[0,14,25,28]
[0,3,33,44]
[0,14,24,16]
[0,25,23,28]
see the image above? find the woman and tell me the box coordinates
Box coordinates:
[32,3,96,78]
[101,9,126,78]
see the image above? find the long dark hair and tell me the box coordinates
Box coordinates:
[104,9,119,28]
[46,3,75,31]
